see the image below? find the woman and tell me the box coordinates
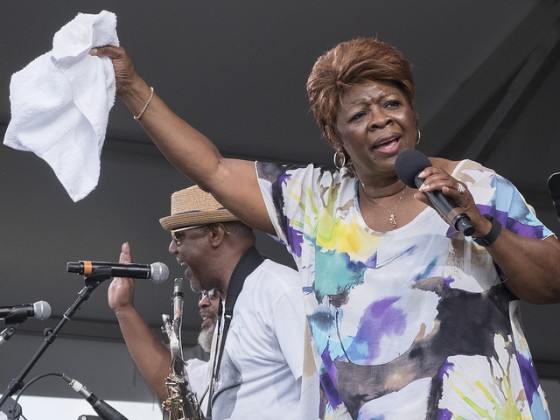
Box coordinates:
[93,37,560,419]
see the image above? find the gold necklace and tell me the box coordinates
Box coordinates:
[361,185,407,229]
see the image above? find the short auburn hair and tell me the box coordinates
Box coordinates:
[306,37,416,150]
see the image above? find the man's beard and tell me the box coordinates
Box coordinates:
[197,323,216,353]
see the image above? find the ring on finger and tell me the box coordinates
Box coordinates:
[457,183,466,195]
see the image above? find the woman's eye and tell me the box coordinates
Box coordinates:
[349,111,365,122]
[385,100,400,109]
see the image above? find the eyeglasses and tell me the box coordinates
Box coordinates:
[199,289,217,302]
[170,225,205,245]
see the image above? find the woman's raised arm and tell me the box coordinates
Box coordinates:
[92,46,274,234]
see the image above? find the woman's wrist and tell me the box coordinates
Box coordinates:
[473,215,502,247]
[120,77,154,117]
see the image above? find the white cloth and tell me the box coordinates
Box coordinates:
[211,259,320,420]
[3,10,119,202]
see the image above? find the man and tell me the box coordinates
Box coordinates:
[112,185,318,419]
[108,242,219,408]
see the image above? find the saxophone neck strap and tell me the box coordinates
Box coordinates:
[208,246,264,414]
[225,246,262,313]
[218,246,263,361]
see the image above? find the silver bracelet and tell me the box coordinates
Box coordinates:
[133,86,154,121]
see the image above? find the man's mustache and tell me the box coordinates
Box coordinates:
[199,308,217,320]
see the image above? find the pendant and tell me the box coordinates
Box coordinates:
[389,214,397,229]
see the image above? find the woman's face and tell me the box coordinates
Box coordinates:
[335,80,417,180]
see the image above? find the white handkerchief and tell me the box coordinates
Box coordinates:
[4,10,119,202]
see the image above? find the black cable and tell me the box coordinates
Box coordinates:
[12,372,64,420]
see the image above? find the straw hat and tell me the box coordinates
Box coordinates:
[159,185,238,231]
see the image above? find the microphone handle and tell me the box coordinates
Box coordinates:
[65,376,129,420]
[91,399,129,420]
[104,267,151,279]
[415,176,475,236]
[548,172,560,220]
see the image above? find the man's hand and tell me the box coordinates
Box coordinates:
[108,242,136,314]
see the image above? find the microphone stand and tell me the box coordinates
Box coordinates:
[0,396,22,420]
[0,269,112,412]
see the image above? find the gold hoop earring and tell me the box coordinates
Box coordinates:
[416,129,421,145]
[333,150,347,170]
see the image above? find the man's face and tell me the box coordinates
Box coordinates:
[198,289,220,331]
[168,224,211,291]
[197,289,220,353]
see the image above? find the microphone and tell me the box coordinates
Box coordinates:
[0,301,51,323]
[548,172,560,222]
[173,277,184,321]
[395,149,475,236]
[62,374,129,420]
[66,261,169,284]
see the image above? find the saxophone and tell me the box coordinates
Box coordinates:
[161,277,206,420]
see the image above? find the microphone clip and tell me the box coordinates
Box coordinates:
[0,325,19,349]
[3,308,31,325]
[82,268,113,289]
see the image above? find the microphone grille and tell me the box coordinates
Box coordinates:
[34,301,52,320]
[395,149,432,188]
[150,262,169,284]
